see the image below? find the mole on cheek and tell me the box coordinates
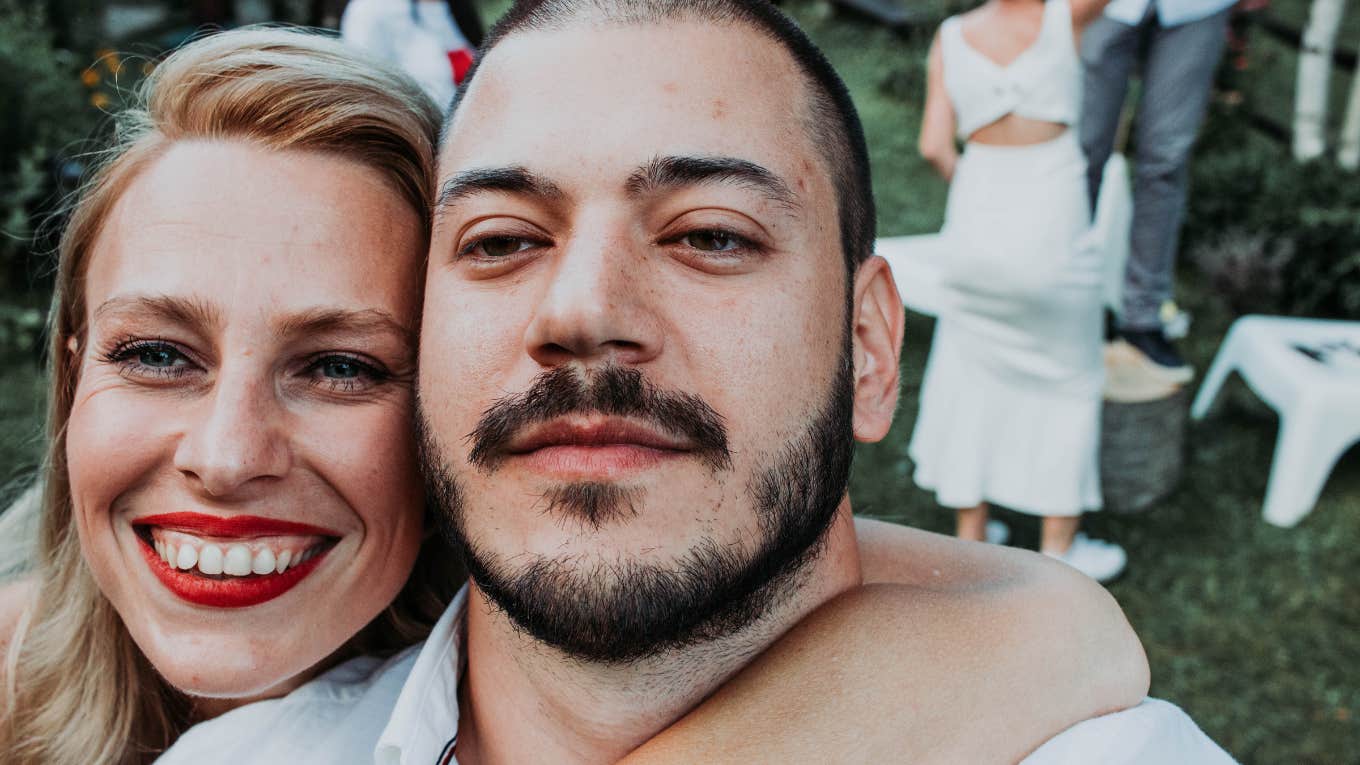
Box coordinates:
[662,81,679,94]
[711,99,727,119]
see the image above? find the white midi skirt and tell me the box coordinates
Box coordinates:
[909,131,1104,517]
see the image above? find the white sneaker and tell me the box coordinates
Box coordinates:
[1044,534,1127,582]
[985,519,1010,545]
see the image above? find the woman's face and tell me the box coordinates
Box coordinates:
[66,140,427,702]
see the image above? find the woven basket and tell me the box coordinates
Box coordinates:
[1099,386,1190,514]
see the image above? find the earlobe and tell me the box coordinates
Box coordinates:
[66,335,80,356]
[850,256,906,443]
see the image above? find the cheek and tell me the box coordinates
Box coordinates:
[308,403,425,558]
[420,294,521,438]
[66,384,177,542]
[682,290,842,445]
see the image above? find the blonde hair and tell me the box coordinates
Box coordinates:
[0,28,455,765]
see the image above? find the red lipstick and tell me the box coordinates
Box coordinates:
[133,513,338,608]
[136,536,330,608]
[134,512,337,538]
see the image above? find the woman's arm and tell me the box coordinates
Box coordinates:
[1069,0,1115,32]
[919,34,959,182]
[623,519,1148,764]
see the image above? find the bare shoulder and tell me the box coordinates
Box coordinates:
[857,516,1063,590]
[859,516,1079,585]
[853,517,1149,708]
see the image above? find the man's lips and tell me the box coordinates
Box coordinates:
[507,418,692,454]
[504,418,692,478]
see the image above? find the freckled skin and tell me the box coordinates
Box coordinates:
[66,142,426,705]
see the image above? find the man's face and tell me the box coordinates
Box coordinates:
[418,20,864,660]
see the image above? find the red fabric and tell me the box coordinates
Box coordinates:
[448,48,474,85]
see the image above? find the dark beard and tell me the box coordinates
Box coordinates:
[416,342,855,664]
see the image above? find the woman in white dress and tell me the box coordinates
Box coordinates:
[914,0,1128,581]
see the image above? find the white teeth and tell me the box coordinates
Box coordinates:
[252,548,276,576]
[223,545,253,576]
[198,544,224,575]
[176,544,198,571]
[149,530,324,577]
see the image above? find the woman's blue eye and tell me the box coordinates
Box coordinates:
[100,340,195,382]
[138,347,181,367]
[306,355,389,393]
[319,359,362,379]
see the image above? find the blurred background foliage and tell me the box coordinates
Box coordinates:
[0,0,1356,761]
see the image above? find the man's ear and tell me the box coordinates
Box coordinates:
[849,255,905,443]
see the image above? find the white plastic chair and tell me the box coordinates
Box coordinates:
[1191,315,1360,527]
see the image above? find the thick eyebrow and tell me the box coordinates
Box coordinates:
[625,155,801,211]
[435,167,567,213]
[276,308,415,349]
[93,295,221,330]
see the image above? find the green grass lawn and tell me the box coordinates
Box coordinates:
[0,1,1354,761]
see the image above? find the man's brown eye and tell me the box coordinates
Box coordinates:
[477,236,533,258]
[683,230,742,252]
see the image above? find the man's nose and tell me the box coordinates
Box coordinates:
[524,224,664,367]
[173,366,291,498]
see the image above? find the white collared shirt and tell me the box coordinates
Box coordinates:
[154,586,467,765]
[1021,699,1237,764]
[159,587,1233,765]
[373,587,468,765]
[1102,0,1235,27]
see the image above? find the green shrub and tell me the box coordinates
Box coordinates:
[0,0,99,296]
[1186,108,1360,320]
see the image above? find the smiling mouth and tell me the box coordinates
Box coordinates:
[132,513,340,608]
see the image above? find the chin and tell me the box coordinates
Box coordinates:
[136,631,318,700]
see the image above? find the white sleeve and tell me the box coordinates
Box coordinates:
[1021,699,1238,765]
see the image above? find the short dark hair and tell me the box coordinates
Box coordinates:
[446,0,876,275]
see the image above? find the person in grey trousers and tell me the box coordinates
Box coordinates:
[1081,0,1236,379]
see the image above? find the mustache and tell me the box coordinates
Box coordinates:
[466,365,732,473]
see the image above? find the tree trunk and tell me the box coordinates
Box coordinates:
[1293,0,1347,161]
[1339,61,1360,169]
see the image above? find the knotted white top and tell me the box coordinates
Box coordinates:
[940,0,1082,141]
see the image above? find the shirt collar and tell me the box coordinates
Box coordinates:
[375,584,469,765]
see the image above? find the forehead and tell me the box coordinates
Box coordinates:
[86,141,422,318]
[441,20,825,194]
